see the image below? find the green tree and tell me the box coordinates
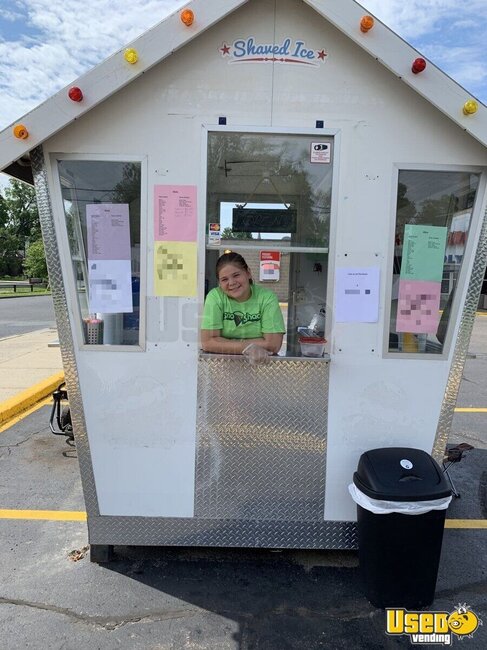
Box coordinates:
[221,227,253,239]
[0,194,22,276]
[419,194,457,225]
[3,179,40,240]
[0,179,41,276]
[23,239,48,280]
[396,182,416,220]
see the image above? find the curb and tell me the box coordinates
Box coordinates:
[0,371,65,426]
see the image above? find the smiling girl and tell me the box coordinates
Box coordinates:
[200,252,285,356]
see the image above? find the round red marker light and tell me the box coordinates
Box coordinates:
[68,87,83,102]
[412,58,426,74]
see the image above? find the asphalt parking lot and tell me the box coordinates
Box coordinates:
[0,404,486,649]
[0,318,486,649]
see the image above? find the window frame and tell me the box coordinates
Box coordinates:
[200,126,341,354]
[383,163,487,359]
[50,153,148,351]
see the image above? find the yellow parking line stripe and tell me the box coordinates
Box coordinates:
[444,519,487,529]
[0,509,87,521]
[0,509,483,528]
[454,407,487,412]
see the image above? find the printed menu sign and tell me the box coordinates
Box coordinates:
[396,224,447,334]
[86,203,133,313]
[400,225,447,283]
[153,185,198,297]
[154,185,197,242]
[86,203,131,260]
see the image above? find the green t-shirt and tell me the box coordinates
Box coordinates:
[201,284,285,340]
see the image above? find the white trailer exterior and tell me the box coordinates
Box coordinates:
[1,0,486,552]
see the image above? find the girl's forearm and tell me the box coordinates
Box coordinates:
[201,336,265,354]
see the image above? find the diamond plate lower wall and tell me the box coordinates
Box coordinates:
[195,356,329,522]
[88,517,358,549]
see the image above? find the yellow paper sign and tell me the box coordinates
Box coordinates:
[154,241,197,297]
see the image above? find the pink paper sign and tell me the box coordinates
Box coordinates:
[396,279,441,334]
[154,185,197,242]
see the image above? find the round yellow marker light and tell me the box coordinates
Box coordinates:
[124,48,138,64]
[463,99,478,115]
[13,124,29,139]
[181,9,194,26]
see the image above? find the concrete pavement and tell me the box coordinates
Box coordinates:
[0,328,63,424]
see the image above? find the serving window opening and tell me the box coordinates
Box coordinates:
[205,131,334,357]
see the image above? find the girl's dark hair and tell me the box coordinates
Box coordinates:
[216,252,253,284]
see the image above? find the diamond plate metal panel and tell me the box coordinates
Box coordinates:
[195,357,329,522]
[31,146,100,516]
[88,516,358,549]
[433,205,487,463]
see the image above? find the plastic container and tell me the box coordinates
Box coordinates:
[298,336,326,357]
[350,447,451,609]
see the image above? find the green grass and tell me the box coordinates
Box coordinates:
[0,287,51,298]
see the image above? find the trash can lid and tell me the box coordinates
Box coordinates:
[353,447,451,501]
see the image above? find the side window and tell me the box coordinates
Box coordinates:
[58,160,142,346]
[389,170,480,354]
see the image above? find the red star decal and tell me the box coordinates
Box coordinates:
[220,43,231,56]
[317,49,327,60]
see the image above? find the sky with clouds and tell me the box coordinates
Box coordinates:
[0,0,485,189]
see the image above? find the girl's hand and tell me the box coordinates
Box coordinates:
[242,343,271,366]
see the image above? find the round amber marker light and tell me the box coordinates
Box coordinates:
[13,124,29,139]
[360,15,374,32]
[181,9,194,26]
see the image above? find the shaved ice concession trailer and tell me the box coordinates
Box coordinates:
[0,0,486,560]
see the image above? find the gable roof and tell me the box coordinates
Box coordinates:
[1,0,485,183]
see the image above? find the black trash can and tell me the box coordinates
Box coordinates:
[351,447,451,609]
